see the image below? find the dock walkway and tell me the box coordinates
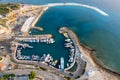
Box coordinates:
[14,34,52,41]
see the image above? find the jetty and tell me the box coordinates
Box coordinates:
[14,34,52,41]
[30,26,43,31]
[31,6,48,27]
[11,41,33,49]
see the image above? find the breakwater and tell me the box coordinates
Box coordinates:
[30,26,43,31]
[14,34,52,41]
[42,3,109,16]
[59,28,77,71]
[31,6,49,27]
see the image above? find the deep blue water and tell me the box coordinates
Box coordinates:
[1,0,120,73]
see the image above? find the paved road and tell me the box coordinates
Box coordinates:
[10,49,75,79]
[3,69,64,80]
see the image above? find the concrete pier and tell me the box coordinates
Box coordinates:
[31,6,48,27]
[14,34,52,41]
[30,26,43,31]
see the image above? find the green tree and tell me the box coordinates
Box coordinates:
[9,74,15,77]
[3,74,9,79]
[29,71,36,80]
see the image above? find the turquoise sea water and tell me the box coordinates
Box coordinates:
[1,0,120,74]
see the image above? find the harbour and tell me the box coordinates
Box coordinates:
[14,2,120,74]
[10,27,87,79]
[13,30,77,70]
[0,1,120,80]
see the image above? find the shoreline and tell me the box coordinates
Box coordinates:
[82,45,120,80]
[91,51,120,75]
[81,43,120,76]
[75,35,120,79]
[61,27,120,80]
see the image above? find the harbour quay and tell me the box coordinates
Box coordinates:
[10,27,86,79]
[59,27,86,78]
[13,34,55,43]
